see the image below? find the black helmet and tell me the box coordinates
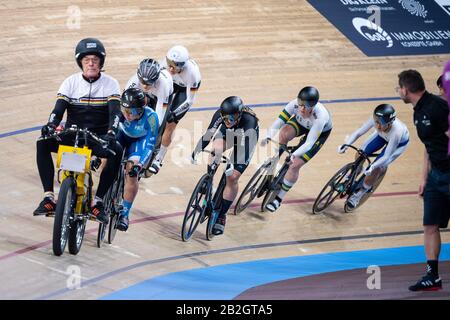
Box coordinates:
[219,96,244,127]
[75,38,106,69]
[137,58,161,85]
[297,86,320,108]
[120,87,146,118]
[373,104,396,126]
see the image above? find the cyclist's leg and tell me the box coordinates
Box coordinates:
[279,125,312,191]
[154,89,187,165]
[118,138,142,231]
[347,133,387,207]
[221,126,258,214]
[90,138,123,223]
[34,136,72,215]
[92,140,123,200]
[268,129,331,212]
[278,121,298,157]
[359,133,388,188]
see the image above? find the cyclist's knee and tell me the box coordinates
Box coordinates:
[279,127,294,144]
[290,156,305,169]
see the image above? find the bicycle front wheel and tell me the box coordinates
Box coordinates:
[234,164,269,215]
[68,217,87,255]
[261,165,288,212]
[52,177,76,256]
[206,210,218,241]
[312,163,353,214]
[181,174,210,242]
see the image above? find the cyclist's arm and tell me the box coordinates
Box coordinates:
[369,132,401,171]
[241,116,259,164]
[193,110,222,155]
[267,100,295,138]
[292,120,325,158]
[172,87,197,116]
[344,118,374,146]
[139,112,160,166]
[107,95,121,134]
[172,71,200,116]
[47,96,69,126]
[155,81,173,125]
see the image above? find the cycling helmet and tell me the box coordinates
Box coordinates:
[373,104,396,126]
[297,86,320,108]
[120,87,146,118]
[75,38,106,69]
[166,45,189,70]
[137,58,161,85]
[220,96,244,127]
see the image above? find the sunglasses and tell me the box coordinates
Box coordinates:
[373,116,392,127]
[166,57,185,69]
[221,113,239,126]
[297,99,316,109]
[121,106,142,118]
[138,75,156,86]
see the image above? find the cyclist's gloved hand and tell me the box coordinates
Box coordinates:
[190,151,198,165]
[337,144,348,154]
[225,163,234,177]
[363,166,373,176]
[41,123,56,137]
[289,154,298,162]
[207,163,217,175]
[90,156,102,172]
[101,131,116,147]
[260,137,270,147]
[166,111,175,123]
[128,164,142,178]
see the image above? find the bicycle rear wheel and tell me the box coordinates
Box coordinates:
[52,177,76,256]
[68,217,87,255]
[234,164,269,215]
[312,163,353,214]
[181,174,210,242]
[344,169,387,212]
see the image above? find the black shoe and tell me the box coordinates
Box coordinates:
[409,274,442,292]
[91,201,109,224]
[33,197,56,216]
[212,215,226,236]
[117,215,129,232]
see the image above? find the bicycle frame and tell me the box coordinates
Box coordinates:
[56,131,93,216]
[341,144,377,195]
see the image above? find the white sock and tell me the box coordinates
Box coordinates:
[44,192,55,201]
[155,145,168,162]
[277,179,295,200]
[94,196,103,204]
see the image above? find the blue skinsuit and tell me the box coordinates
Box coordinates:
[117,107,159,166]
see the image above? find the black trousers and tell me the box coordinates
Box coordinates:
[36,135,123,199]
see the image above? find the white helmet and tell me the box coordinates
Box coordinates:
[166,45,189,69]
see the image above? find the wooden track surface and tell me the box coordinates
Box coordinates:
[0,0,449,299]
